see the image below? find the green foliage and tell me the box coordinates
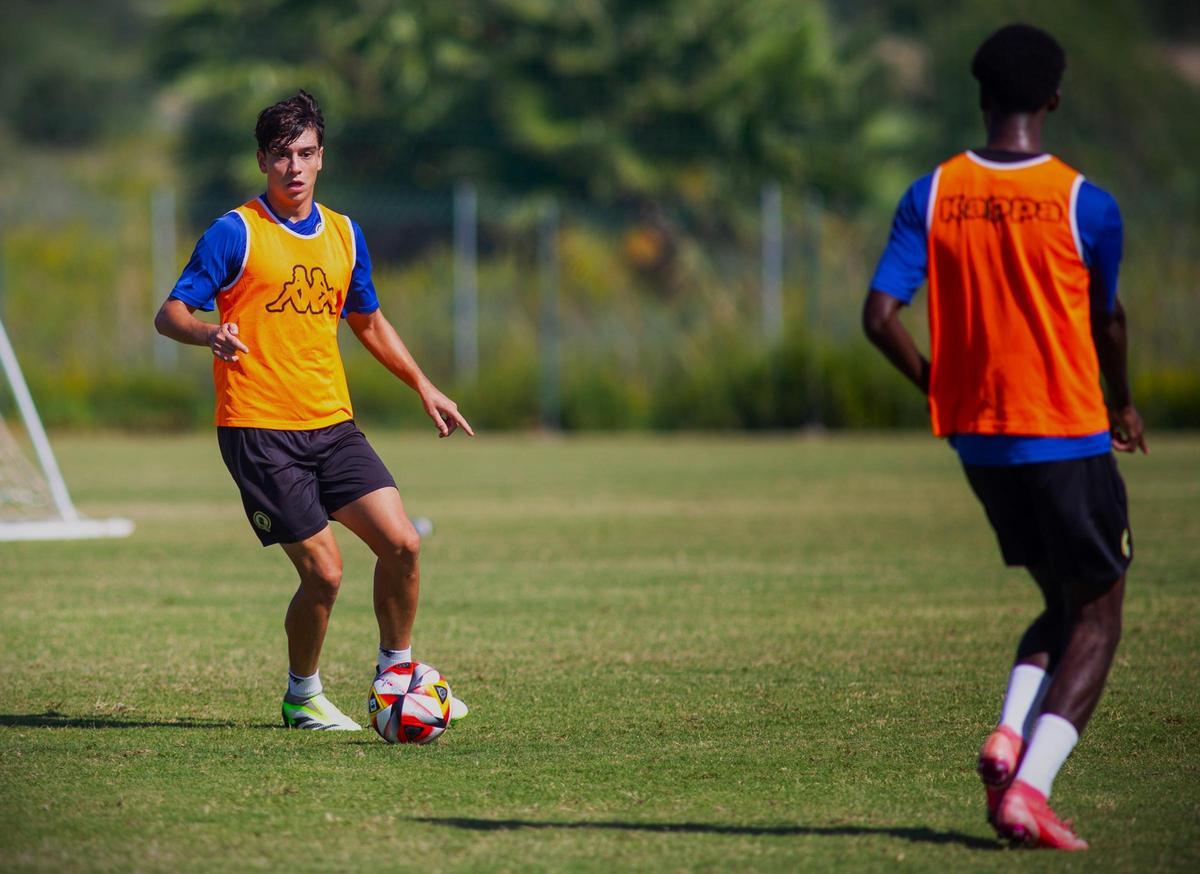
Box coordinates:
[1137,368,1200,428]
[0,0,150,147]
[152,0,887,219]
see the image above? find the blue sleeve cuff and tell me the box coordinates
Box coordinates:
[342,220,381,317]
[869,173,933,304]
[170,213,246,313]
[1076,181,1123,313]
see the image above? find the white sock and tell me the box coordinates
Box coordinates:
[999,664,1051,737]
[378,646,412,673]
[287,669,322,701]
[1015,713,1079,798]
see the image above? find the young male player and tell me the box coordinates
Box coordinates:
[155,91,471,731]
[862,25,1145,849]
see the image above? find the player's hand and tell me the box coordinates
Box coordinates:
[1110,405,1147,454]
[210,323,249,362]
[421,386,474,438]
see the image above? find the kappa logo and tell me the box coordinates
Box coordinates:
[938,195,1063,224]
[1121,528,1132,559]
[252,511,272,532]
[265,265,339,315]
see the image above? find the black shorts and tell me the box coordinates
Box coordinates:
[217,420,396,546]
[964,453,1132,588]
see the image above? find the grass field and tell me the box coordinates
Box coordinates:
[1,431,1197,872]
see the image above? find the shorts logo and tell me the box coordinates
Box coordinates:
[1121,528,1131,558]
[253,511,272,533]
[265,265,339,315]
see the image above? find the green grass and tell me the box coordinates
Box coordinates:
[1,432,1197,872]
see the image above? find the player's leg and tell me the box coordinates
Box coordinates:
[330,486,422,660]
[216,426,360,730]
[995,455,1132,849]
[996,573,1124,849]
[333,486,468,721]
[964,463,1054,814]
[309,421,416,663]
[277,527,362,730]
[1034,574,1124,729]
[281,525,344,677]
[316,422,468,721]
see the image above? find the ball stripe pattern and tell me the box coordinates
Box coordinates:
[368,661,453,744]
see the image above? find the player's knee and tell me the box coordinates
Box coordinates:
[386,523,421,564]
[303,562,343,601]
[1077,603,1122,652]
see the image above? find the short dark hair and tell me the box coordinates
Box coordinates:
[255,90,324,153]
[971,24,1065,114]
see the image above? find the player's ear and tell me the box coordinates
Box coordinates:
[256,149,268,174]
[1047,90,1061,113]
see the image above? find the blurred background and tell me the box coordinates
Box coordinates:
[1,0,1198,433]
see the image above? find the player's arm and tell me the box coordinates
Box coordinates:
[862,175,933,394]
[346,308,474,438]
[1091,295,1144,453]
[154,299,248,362]
[863,291,930,394]
[1081,184,1145,453]
[153,213,248,362]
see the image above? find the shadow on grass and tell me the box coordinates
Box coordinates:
[0,712,273,730]
[414,817,1000,851]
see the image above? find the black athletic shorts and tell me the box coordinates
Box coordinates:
[963,453,1132,588]
[217,420,396,546]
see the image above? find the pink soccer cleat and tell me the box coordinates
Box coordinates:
[978,725,1024,822]
[995,779,1089,851]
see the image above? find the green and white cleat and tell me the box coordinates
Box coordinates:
[449,695,469,723]
[282,693,363,731]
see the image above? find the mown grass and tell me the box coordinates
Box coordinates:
[0,432,1197,872]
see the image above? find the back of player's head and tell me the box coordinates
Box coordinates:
[971,24,1065,114]
[255,90,325,153]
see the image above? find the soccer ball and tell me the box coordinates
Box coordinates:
[368,661,452,744]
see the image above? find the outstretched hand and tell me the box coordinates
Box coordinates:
[210,323,249,362]
[1110,405,1147,454]
[421,386,474,438]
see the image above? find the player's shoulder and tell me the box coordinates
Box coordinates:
[315,201,353,225]
[890,167,940,224]
[197,208,249,248]
[1048,156,1118,206]
[1076,177,1120,212]
[314,201,359,237]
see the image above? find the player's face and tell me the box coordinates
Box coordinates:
[257,127,323,212]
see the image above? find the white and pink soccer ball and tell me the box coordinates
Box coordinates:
[367,661,453,744]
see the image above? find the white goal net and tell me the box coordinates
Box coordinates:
[0,317,133,541]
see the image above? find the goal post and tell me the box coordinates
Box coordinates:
[0,316,134,541]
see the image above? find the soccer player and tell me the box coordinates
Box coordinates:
[155,91,472,731]
[862,25,1145,850]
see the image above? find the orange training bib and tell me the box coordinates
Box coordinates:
[213,198,356,429]
[926,152,1109,438]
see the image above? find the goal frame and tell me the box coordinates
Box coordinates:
[0,317,133,541]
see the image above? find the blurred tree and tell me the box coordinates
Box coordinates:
[0,0,150,147]
[835,0,1200,216]
[152,0,899,222]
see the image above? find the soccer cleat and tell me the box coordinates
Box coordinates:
[449,695,469,723]
[995,779,1089,851]
[282,693,363,731]
[978,725,1025,822]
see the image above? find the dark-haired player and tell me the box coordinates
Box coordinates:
[863,24,1145,850]
[155,91,471,731]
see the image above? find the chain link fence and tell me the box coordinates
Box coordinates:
[1,182,1196,430]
